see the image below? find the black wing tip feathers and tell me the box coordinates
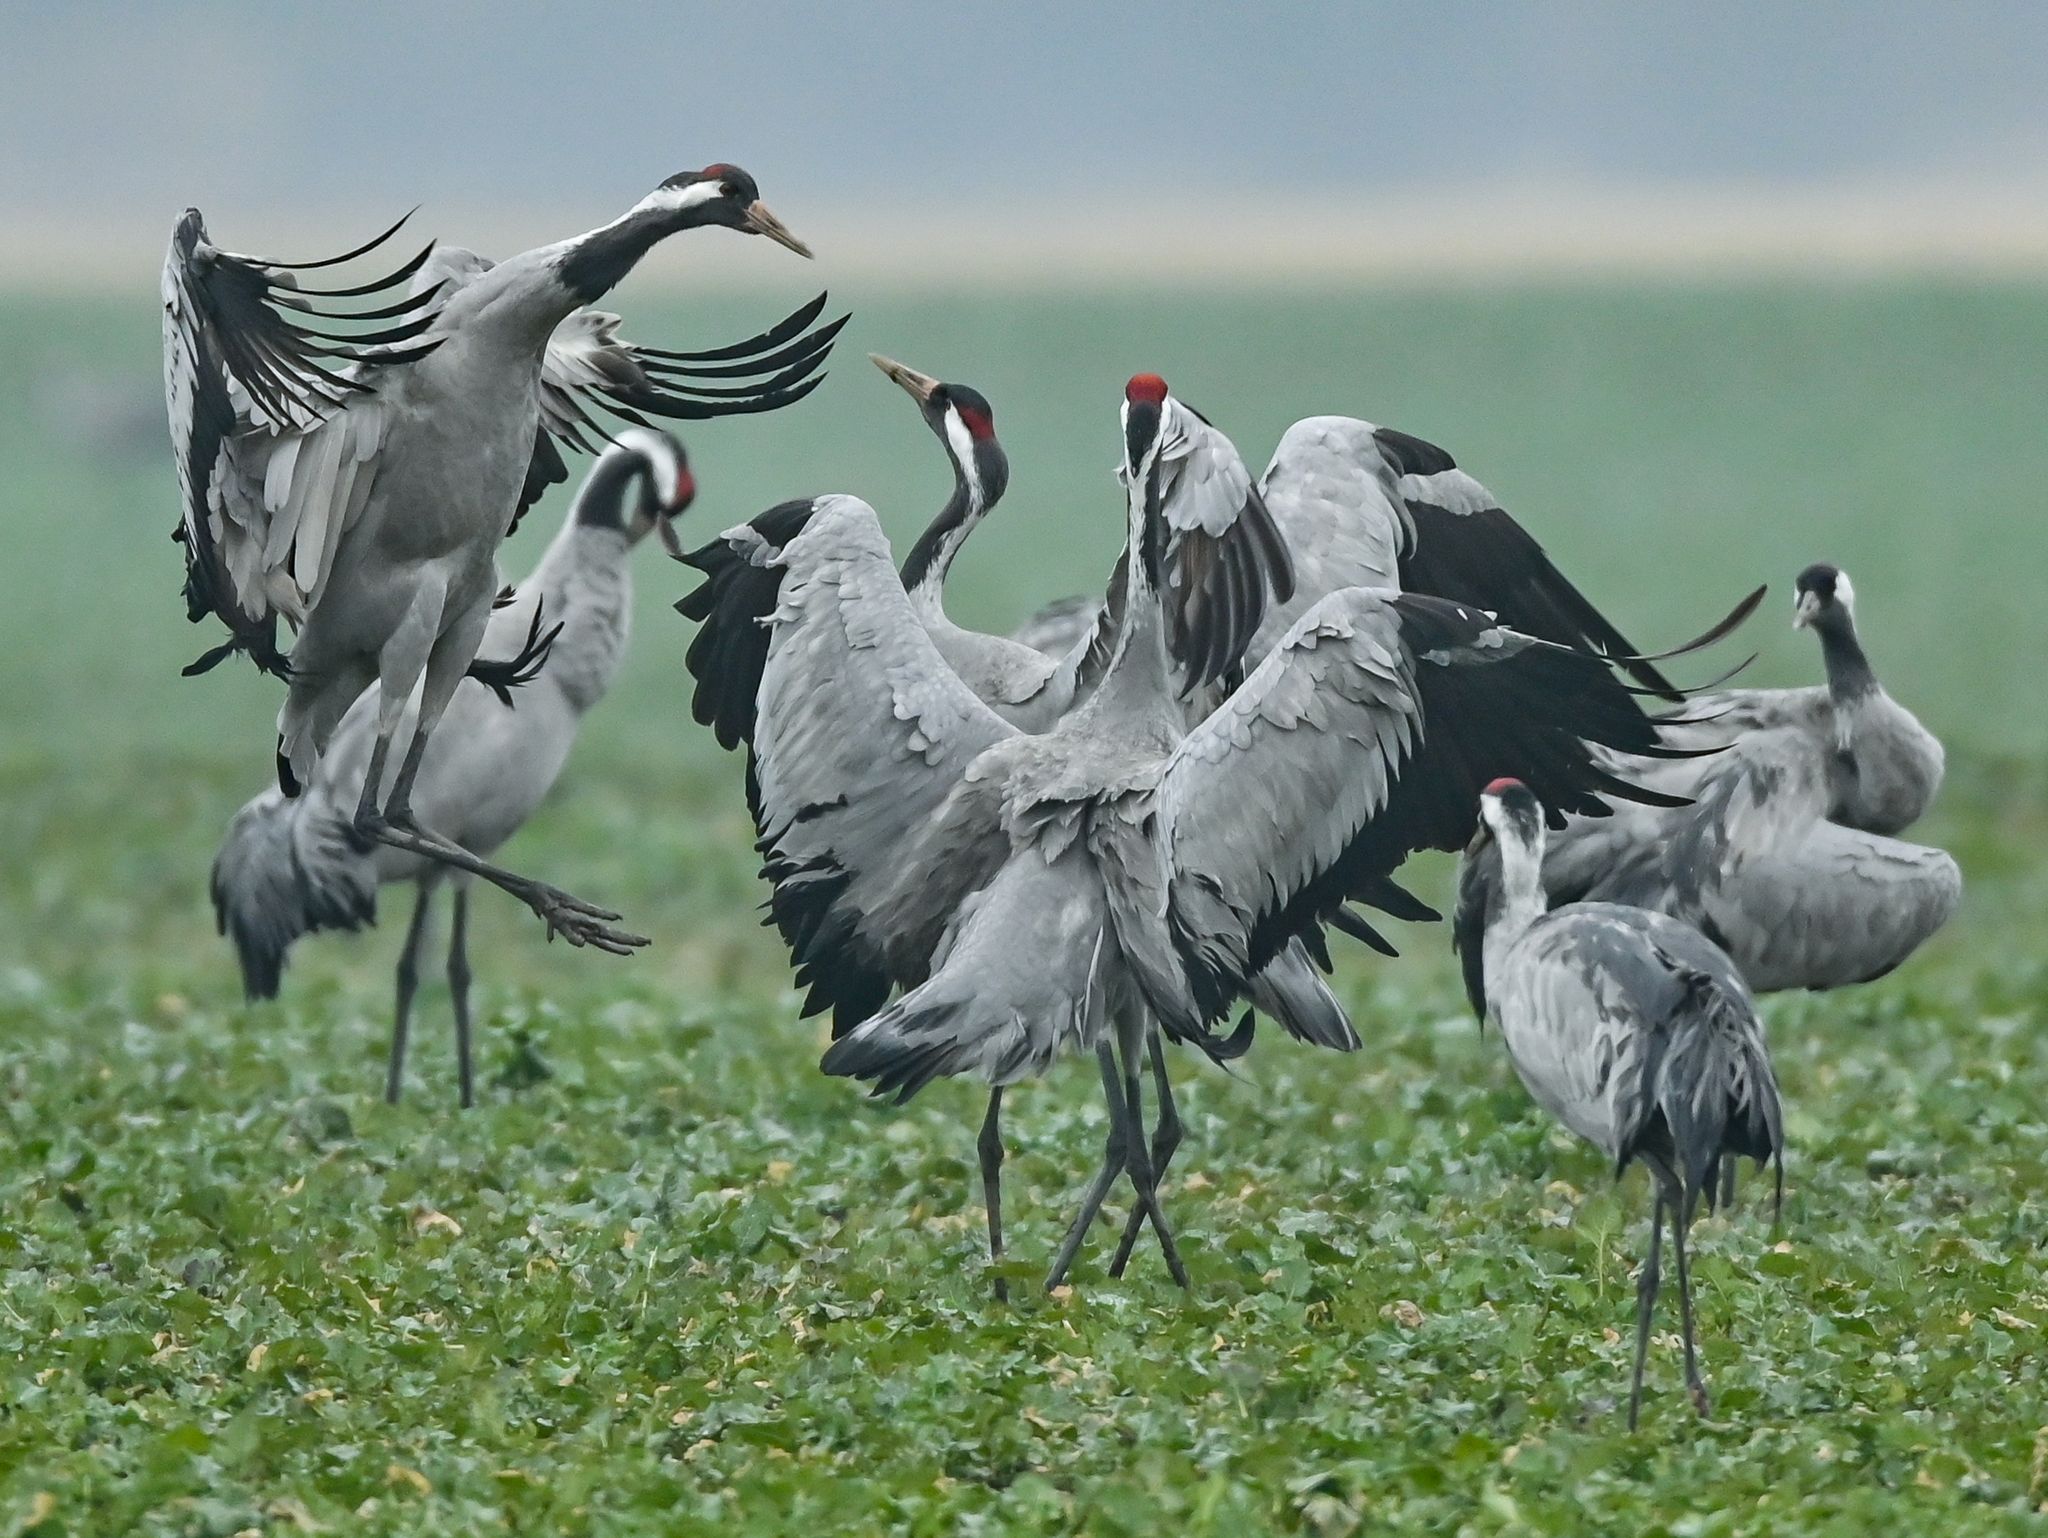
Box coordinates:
[1374,425,1458,478]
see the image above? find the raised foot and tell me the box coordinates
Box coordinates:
[524,881,649,954]
[356,810,648,955]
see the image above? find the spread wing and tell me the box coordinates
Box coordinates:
[162,208,444,676]
[1383,426,1681,700]
[510,294,846,536]
[1153,588,1680,1030]
[1248,416,1410,662]
[679,495,1019,1030]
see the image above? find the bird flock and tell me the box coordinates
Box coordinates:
[165,169,1958,1428]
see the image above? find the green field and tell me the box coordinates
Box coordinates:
[2,280,2045,1533]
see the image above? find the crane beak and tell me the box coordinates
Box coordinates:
[869,354,939,404]
[743,201,812,259]
[654,467,696,559]
[1792,592,1819,630]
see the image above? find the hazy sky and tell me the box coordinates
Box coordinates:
[6,2,2047,273]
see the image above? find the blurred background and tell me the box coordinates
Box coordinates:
[2,1,2043,997]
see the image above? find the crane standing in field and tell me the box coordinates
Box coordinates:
[682,369,1353,1293]
[1462,777,1785,1429]
[210,429,695,1107]
[164,166,822,952]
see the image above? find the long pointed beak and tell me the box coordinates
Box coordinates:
[869,353,939,404]
[1792,597,1816,630]
[743,201,812,259]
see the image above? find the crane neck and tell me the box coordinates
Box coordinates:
[440,201,701,353]
[1490,829,1550,947]
[900,456,994,621]
[515,504,637,713]
[1813,611,1878,707]
[1080,465,1174,716]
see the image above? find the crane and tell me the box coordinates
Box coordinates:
[1460,777,1785,1428]
[680,369,1351,1294]
[164,165,825,954]
[1467,565,1962,988]
[210,429,694,1107]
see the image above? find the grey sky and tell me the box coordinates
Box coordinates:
[5,2,2046,274]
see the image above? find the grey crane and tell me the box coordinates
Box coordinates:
[210,429,694,1107]
[1460,777,1785,1429]
[1533,565,1957,992]
[164,164,824,954]
[691,373,1685,1291]
[681,372,1351,1293]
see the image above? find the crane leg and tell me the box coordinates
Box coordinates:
[1044,1044,1132,1292]
[386,884,434,1105]
[348,614,643,950]
[448,883,475,1110]
[1717,1154,1737,1211]
[1628,1192,1666,1432]
[1671,1192,1710,1419]
[978,1089,1007,1302]
[1108,1031,1184,1279]
[1115,1025,1189,1290]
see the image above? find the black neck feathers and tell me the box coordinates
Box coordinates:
[556,206,678,306]
[1816,616,1878,702]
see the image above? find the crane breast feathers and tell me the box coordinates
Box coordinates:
[750,496,1018,1004]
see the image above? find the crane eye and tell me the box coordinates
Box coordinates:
[721,182,740,202]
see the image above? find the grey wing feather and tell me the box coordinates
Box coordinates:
[162,209,438,673]
[1495,905,1782,1197]
[749,496,1021,1029]
[1591,730,1960,990]
[1248,416,1409,662]
[1145,399,1296,691]
[1153,588,1670,1033]
[1009,593,1106,658]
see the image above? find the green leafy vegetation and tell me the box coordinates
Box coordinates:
[1,282,2043,1532]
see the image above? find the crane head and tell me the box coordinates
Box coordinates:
[1121,373,1172,479]
[871,355,1006,511]
[1792,562,1853,631]
[648,164,812,258]
[1476,778,1543,852]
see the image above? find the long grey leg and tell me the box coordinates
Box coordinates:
[1717,1154,1737,1211]
[448,884,475,1110]
[1629,1192,1666,1432]
[386,884,434,1105]
[1116,1028,1189,1290]
[1109,1031,1186,1280]
[359,787,644,955]
[978,1089,1006,1302]
[1672,1192,1710,1418]
[357,615,643,955]
[1044,1043,1132,1292]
